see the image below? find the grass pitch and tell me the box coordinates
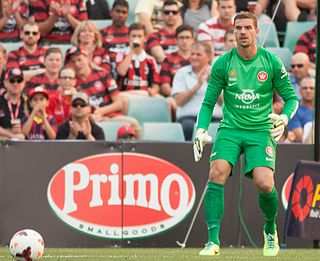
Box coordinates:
[0,248,319,260]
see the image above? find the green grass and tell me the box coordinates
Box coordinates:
[1,248,320,261]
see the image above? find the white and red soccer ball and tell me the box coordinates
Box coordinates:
[9,229,44,261]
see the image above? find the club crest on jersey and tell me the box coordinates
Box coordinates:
[93,56,102,65]
[94,81,104,91]
[229,70,236,77]
[257,71,268,82]
[265,146,273,157]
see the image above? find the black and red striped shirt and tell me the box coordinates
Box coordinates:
[91,47,112,72]
[29,0,50,22]
[160,51,190,85]
[146,28,178,56]
[116,51,160,91]
[76,69,119,108]
[294,25,316,64]
[0,1,29,42]
[26,73,59,96]
[6,46,46,72]
[44,0,88,43]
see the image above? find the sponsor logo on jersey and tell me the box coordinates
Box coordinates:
[229,70,236,77]
[235,89,260,104]
[265,146,273,157]
[257,71,268,82]
[47,153,195,239]
[93,56,102,65]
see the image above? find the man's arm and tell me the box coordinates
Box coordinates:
[135,0,154,35]
[116,51,134,76]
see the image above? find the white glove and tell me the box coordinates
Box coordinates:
[268,113,288,142]
[193,128,212,162]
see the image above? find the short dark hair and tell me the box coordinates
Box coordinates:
[129,23,146,35]
[234,12,258,29]
[176,24,194,38]
[112,0,129,9]
[163,0,178,8]
[182,0,205,9]
[44,47,63,59]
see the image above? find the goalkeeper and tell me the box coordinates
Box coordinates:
[194,12,298,257]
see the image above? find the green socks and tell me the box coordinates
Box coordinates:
[258,187,278,234]
[204,182,224,246]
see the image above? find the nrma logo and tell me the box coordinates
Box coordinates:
[47,153,195,240]
[235,89,260,104]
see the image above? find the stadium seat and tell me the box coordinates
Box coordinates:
[283,21,316,53]
[92,19,112,30]
[142,122,185,142]
[1,41,22,53]
[267,47,292,70]
[257,22,280,48]
[127,97,171,125]
[96,121,128,141]
[192,122,220,141]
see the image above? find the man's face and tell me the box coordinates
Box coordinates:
[71,99,90,118]
[111,5,128,27]
[234,18,259,49]
[70,54,90,77]
[300,78,315,103]
[58,68,76,90]
[44,52,63,75]
[162,4,179,27]
[291,56,309,81]
[177,30,194,52]
[129,29,145,49]
[5,77,25,96]
[21,24,40,46]
[218,0,236,21]
[190,45,210,69]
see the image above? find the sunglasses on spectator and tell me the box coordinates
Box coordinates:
[291,64,304,68]
[163,10,179,15]
[72,101,87,108]
[9,78,23,84]
[24,31,39,36]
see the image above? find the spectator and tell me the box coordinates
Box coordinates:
[100,0,130,76]
[26,47,63,96]
[117,125,137,141]
[56,92,105,140]
[146,0,181,64]
[6,20,47,81]
[0,68,26,140]
[71,20,111,72]
[0,0,29,42]
[38,0,88,44]
[223,28,236,51]
[135,0,182,35]
[282,0,316,21]
[86,0,111,20]
[294,24,316,69]
[47,67,78,126]
[180,0,211,33]
[288,77,314,143]
[0,44,7,94]
[22,85,56,140]
[288,52,313,100]
[66,46,142,137]
[116,23,160,98]
[172,41,222,140]
[197,0,236,56]
[160,24,194,97]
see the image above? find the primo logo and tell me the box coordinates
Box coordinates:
[235,89,260,104]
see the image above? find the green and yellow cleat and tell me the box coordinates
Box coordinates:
[263,230,280,256]
[199,242,220,256]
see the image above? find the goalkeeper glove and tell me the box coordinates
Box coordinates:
[268,113,288,142]
[193,128,212,162]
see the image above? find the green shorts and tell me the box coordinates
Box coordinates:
[210,128,276,178]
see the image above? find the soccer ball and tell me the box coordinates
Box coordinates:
[9,229,44,261]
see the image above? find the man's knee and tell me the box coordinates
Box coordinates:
[208,160,231,184]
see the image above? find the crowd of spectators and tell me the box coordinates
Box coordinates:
[0,0,316,143]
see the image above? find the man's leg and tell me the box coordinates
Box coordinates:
[252,167,279,257]
[199,159,231,256]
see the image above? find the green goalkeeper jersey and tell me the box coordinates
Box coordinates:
[197,46,299,131]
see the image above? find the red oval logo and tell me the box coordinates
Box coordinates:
[47,153,195,239]
[281,173,293,210]
[257,71,268,82]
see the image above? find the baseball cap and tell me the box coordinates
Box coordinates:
[65,46,88,62]
[28,85,49,100]
[6,68,23,80]
[71,92,89,104]
[117,125,136,140]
